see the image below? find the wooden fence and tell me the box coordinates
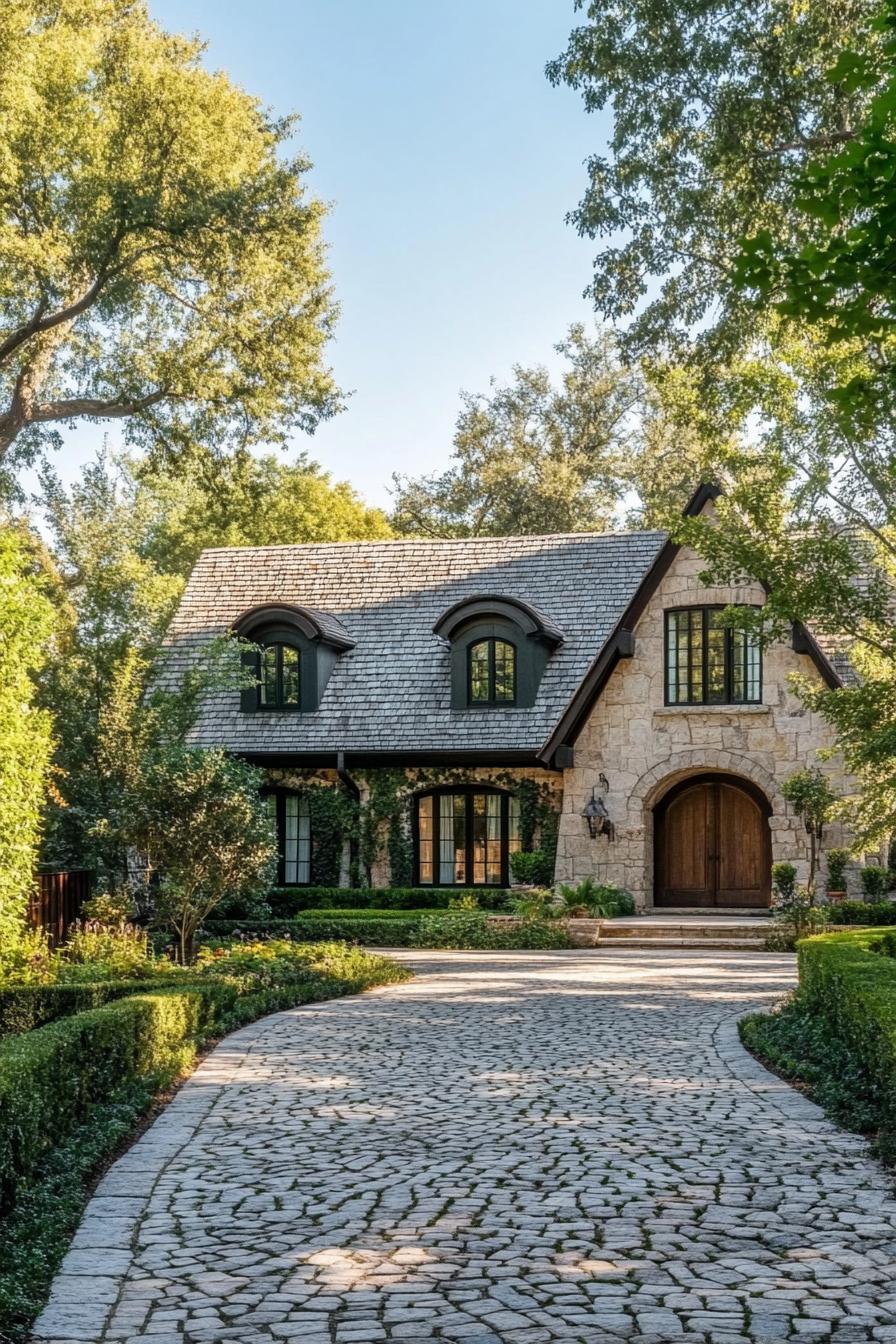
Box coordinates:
[30,870,93,947]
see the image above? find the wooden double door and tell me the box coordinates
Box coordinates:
[654,775,771,909]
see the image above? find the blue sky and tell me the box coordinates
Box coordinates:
[63,1,608,510]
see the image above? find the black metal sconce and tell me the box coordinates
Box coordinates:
[582,785,614,840]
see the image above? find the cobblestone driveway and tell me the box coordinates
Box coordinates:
[34,949,896,1344]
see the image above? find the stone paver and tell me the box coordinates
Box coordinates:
[33,949,896,1344]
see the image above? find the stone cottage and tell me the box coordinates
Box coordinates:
[165,485,850,910]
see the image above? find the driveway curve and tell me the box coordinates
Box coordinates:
[34,949,896,1344]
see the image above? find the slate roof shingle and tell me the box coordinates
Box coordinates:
[164,530,669,756]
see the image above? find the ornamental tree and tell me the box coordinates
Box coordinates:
[129,746,276,964]
[38,448,390,876]
[781,769,839,900]
[0,0,339,482]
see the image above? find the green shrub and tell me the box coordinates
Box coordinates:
[791,929,896,1162]
[510,889,558,921]
[266,886,511,916]
[833,900,896,925]
[765,889,829,951]
[0,1079,155,1343]
[203,917,422,946]
[413,909,572,950]
[771,862,797,902]
[509,851,555,886]
[0,982,149,1039]
[740,995,883,1137]
[860,866,892,900]
[279,907,430,920]
[556,879,634,917]
[54,921,158,983]
[0,991,206,1213]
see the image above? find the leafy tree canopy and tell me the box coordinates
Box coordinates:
[0,0,339,485]
[548,0,883,360]
[672,9,896,845]
[737,5,896,434]
[37,448,390,875]
[391,326,647,537]
[135,447,393,579]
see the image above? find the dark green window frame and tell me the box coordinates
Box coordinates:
[256,638,303,712]
[664,606,762,706]
[413,786,521,887]
[263,789,312,885]
[467,637,517,706]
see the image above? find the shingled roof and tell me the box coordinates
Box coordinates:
[164,530,668,760]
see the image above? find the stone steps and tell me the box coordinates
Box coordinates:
[599,936,771,951]
[601,923,768,942]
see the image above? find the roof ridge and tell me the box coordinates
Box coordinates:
[195,527,668,558]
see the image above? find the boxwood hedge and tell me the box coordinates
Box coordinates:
[767,928,896,1162]
[204,916,422,946]
[267,887,512,915]
[0,982,147,1040]
[828,900,896,926]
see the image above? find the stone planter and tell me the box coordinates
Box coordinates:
[563,917,604,947]
[485,914,604,946]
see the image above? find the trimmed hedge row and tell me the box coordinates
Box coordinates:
[796,928,896,1162]
[268,887,512,914]
[0,951,410,1214]
[0,982,148,1040]
[0,991,207,1213]
[205,917,421,946]
[828,900,896,926]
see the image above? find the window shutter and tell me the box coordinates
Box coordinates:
[240,649,259,712]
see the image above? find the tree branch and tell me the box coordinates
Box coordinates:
[30,389,173,423]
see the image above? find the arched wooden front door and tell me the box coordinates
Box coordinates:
[654,774,771,909]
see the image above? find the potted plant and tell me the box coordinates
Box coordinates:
[826,848,849,904]
[555,879,631,935]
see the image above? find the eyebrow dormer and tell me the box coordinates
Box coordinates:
[233,603,354,713]
[432,595,563,710]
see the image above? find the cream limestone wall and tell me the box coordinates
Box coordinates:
[554,544,853,908]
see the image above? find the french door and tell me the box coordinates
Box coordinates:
[415,788,519,887]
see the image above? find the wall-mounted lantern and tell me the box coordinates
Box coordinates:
[582,785,614,841]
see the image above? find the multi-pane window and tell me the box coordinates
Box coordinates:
[416,789,520,886]
[259,642,301,710]
[468,638,516,704]
[665,607,761,706]
[266,792,311,885]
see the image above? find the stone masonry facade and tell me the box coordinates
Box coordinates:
[554,543,853,908]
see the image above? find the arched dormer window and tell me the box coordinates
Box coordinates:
[261,641,301,709]
[469,637,516,704]
[233,604,355,714]
[433,595,562,710]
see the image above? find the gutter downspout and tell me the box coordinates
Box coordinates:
[336,751,362,887]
